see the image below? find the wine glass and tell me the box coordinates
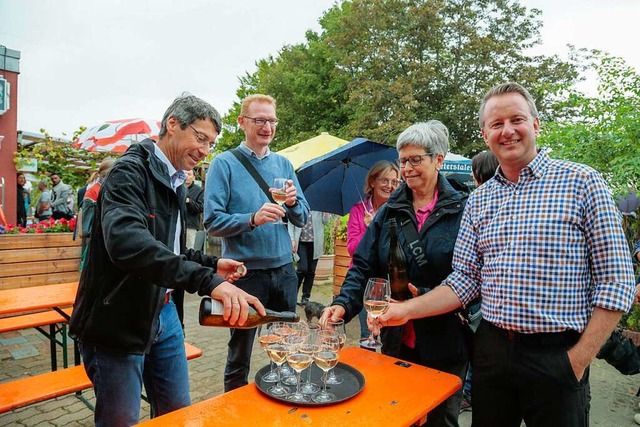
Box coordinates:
[299,323,321,395]
[284,334,313,402]
[312,329,340,403]
[257,323,280,383]
[266,342,290,396]
[359,277,391,349]
[280,323,306,386]
[273,322,296,379]
[271,177,287,224]
[324,319,346,385]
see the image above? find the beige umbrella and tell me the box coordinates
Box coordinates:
[277,132,348,170]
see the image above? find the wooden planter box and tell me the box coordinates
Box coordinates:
[333,238,352,296]
[0,233,81,291]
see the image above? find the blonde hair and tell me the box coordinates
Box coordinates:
[240,94,277,117]
[364,160,400,197]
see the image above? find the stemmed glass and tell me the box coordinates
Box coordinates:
[323,319,346,385]
[312,329,340,403]
[273,322,296,380]
[265,341,290,396]
[284,334,313,402]
[280,323,305,386]
[271,178,287,224]
[257,323,280,383]
[359,277,391,349]
[299,324,321,395]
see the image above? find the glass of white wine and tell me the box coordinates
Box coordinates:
[257,323,280,383]
[266,341,290,396]
[312,329,340,403]
[284,334,313,402]
[323,319,346,385]
[299,324,321,395]
[271,177,288,224]
[359,277,391,349]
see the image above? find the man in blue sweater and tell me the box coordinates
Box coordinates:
[204,94,309,391]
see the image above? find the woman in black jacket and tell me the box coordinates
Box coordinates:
[322,120,469,427]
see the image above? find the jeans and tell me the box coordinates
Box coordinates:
[224,263,298,392]
[296,241,318,300]
[81,297,190,427]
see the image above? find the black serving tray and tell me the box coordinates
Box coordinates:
[254,362,365,406]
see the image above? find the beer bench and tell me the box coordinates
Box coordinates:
[0,341,202,414]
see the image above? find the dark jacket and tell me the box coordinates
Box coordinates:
[333,174,469,365]
[185,182,204,230]
[16,184,27,227]
[69,139,225,354]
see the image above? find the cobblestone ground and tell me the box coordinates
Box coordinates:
[1,281,639,426]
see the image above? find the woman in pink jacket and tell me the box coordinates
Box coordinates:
[346,160,400,341]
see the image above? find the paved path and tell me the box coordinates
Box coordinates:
[1,282,639,426]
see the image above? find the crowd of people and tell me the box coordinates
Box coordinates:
[11,82,631,427]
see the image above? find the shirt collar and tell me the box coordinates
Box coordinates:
[239,141,270,159]
[152,143,185,188]
[417,188,439,214]
[495,148,550,184]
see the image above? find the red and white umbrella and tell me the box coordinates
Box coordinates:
[73,118,161,153]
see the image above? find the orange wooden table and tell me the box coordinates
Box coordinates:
[0,281,78,370]
[137,347,461,426]
[0,281,78,317]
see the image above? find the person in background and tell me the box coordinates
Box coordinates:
[346,160,400,343]
[49,173,74,220]
[79,158,116,258]
[69,93,265,427]
[322,121,470,427]
[35,180,53,221]
[204,93,309,392]
[289,210,329,306]
[459,149,499,413]
[379,82,635,427]
[184,169,204,249]
[16,172,27,227]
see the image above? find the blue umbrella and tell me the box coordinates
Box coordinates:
[296,138,397,215]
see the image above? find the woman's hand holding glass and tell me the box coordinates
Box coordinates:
[359,277,391,349]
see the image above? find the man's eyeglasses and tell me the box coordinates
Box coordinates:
[376,178,402,186]
[395,154,433,168]
[242,116,279,127]
[188,124,216,150]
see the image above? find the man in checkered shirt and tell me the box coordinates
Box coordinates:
[380,82,635,427]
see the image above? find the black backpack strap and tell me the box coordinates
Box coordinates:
[391,211,430,278]
[231,149,276,204]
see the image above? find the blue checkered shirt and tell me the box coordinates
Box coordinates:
[444,150,635,333]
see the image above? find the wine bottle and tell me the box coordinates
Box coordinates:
[198,297,300,329]
[388,217,411,300]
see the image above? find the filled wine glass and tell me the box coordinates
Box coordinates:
[266,342,290,396]
[272,177,287,224]
[299,323,321,395]
[273,322,297,379]
[284,334,313,402]
[323,319,346,385]
[280,322,306,386]
[359,277,391,349]
[312,329,340,403]
[257,323,280,383]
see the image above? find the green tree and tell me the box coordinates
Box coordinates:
[218,0,580,156]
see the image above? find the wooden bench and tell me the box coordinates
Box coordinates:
[0,342,203,414]
[0,308,73,333]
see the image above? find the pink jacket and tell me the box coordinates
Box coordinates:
[346,198,373,260]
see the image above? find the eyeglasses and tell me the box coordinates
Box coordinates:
[376,178,402,186]
[188,124,216,150]
[242,116,279,127]
[395,154,433,168]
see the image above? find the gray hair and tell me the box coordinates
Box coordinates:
[478,82,538,128]
[159,92,222,138]
[396,120,450,155]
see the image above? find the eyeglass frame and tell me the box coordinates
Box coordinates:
[242,115,279,127]
[395,153,435,168]
[376,177,402,186]
[188,124,216,150]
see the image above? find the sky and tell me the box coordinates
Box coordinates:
[1,0,639,140]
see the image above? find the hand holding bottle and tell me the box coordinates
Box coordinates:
[210,282,266,327]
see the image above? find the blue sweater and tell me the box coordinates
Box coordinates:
[204,144,309,269]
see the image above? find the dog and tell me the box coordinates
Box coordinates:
[303,301,326,323]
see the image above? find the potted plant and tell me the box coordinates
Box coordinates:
[332,215,351,296]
